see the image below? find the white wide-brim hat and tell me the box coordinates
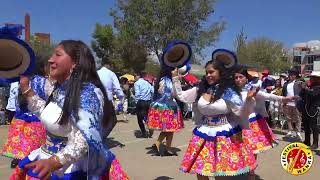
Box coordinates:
[0,35,35,82]
[309,71,320,78]
[212,49,238,69]
[162,40,192,68]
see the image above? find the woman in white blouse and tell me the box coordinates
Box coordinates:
[234,65,294,180]
[172,49,257,180]
[13,40,128,180]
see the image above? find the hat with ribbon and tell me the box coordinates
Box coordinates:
[161,40,192,69]
[211,49,238,69]
[0,24,35,83]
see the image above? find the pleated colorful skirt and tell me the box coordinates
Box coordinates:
[147,101,184,132]
[10,158,129,180]
[1,115,46,159]
[180,124,257,177]
[242,113,278,154]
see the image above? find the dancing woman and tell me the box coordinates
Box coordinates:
[1,61,50,168]
[233,65,294,180]
[147,68,184,156]
[173,49,257,180]
[12,40,128,180]
[234,65,294,153]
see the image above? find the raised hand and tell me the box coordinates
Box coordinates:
[247,87,260,99]
[171,68,179,77]
[20,75,30,93]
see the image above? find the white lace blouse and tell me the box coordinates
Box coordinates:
[27,78,88,167]
[172,76,254,129]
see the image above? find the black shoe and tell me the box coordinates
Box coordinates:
[141,133,148,138]
[148,130,154,138]
[11,159,20,168]
[310,144,319,150]
[151,144,161,156]
[162,150,178,157]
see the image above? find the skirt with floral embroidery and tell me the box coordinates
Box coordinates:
[242,113,278,154]
[147,101,184,132]
[10,158,129,180]
[180,124,257,177]
[1,114,46,159]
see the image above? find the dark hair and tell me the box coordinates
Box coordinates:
[233,65,249,92]
[58,40,115,127]
[275,79,282,88]
[197,60,238,102]
[138,71,146,78]
[119,77,128,84]
[234,65,250,79]
[153,68,171,100]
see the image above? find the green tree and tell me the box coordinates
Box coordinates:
[91,23,149,74]
[91,24,115,65]
[110,0,225,62]
[234,27,248,64]
[112,36,149,73]
[234,34,293,74]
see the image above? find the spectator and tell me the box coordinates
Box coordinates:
[270,79,284,127]
[97,62,124,137]
[282,67,303,141]
[5,81,19,125]
[261,69,276,127]
[299,71,320,149]
[280,73,288,86]
[134,72,154,138]
[97,62,124,102]
[261,69,276,91]
[127,82,137,115]
[0,83,9,125]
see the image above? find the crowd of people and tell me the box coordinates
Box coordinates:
[0,33,320,180]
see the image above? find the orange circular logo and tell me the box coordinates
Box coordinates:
[281,142,313,175]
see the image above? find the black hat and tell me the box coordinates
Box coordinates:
[288,67,300,76]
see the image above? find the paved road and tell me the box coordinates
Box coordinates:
[1,114,319,180]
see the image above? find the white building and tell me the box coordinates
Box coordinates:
[293,40,320,73]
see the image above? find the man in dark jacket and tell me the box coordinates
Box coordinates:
[299,71,320,149]
[282,67,303,141]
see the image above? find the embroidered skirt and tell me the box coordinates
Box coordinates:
[1,117,46,159]
[10,133,129,180]
[180,124,257,177]
[10,158,129,180]
[147,101,184,132]
[242,113,278,154]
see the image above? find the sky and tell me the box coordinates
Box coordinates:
[1,0,320,59]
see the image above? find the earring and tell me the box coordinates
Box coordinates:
[70,68,73,75]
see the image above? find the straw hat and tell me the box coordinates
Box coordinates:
[0,25,35,82]
[212,49,238,69]
[162,40,192,68]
